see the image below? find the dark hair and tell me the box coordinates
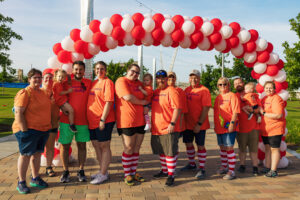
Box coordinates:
[27,68,42,79]
[264,81,276,89]
[143,73,153,81]
[127,63,140,71]
[233,77,243,83]
[72,61,85,69]
[95,61,107,70]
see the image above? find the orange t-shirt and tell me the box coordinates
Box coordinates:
[52,81,68,107]
[176,87,188,132]
[144,85,154,102]
[261,94,285,136]
[60,78,92,125]
[115,77,145,128]
[185,85,212,130]
[243,92,261,107]
[151,86,182,135]
[87,78,115,129]
[42,87,60,129]
[236,92,259,133]
[12,87,51,133]
[214,92,240,134]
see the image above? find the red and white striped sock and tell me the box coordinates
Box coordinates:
[220,150,228,169]
[160,154,168,174]
[227,150,236,174]
[130,153,139,175]
[186,146,196,166]
[122,152,132,177]
[166,156,177,177]
[197,149,207,169]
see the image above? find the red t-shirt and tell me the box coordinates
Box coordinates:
[52,81,69,107]
[176,87,188,132]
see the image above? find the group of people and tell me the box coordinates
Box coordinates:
[12,60,286,194]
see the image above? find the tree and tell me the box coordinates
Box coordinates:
[231,58,254,83]
[282,12,300,91]
[0,0,22,82]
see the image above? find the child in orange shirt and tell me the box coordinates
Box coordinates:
[242,82,261,123]
[138,73,153,131]
[53,69,77,132]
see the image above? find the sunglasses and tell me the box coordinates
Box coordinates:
[81,82,87,91]
[130,69,140,75]
[156,71,167,77]
[218,83,228,86]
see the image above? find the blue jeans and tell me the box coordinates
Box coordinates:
[216,132,237,147]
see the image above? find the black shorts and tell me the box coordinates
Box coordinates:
[183,129,206,146]
[262,135,282,148]
[89,122,115,142]
[49,128,58,133]
[117,125,146,136]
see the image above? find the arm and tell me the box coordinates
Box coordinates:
[167,108,181,134]
[260,110,283,120]
[138,86,148,96]
[59,88,73,95]
[193,106,210,133]
[122,94,149,105]
[14,107,27,132]
[99,101,113,130]
[228,112,238,133]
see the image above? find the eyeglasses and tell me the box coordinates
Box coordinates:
[130,70,140,75]
[156,71,167,77]
[218,83,228,86]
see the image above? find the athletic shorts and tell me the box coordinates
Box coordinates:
[89,122,115,142]
[58,122,90,144]
[262,135,282,148]
[15,129,49,156]
[151,132,179,157]
[117,125,145,136]
[217,132,237,147]
[236,129,259,152]
[49,128,58,134]
[183,129,206,146]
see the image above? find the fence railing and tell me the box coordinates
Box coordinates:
[0,82,29,88]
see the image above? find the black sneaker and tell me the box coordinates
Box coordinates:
[238,165,246,173]
[180,164,197,171]
[260,167,270,174]
[265,170,278,178]
[165,175,175,186]
[77,170,87,182]
[252,167,259,176]
[195,169,206,179]
[153,170,168,179]
[16,181,30,194]
[30,176,48,188]
[69,124,77,133]
[60,170,70,183]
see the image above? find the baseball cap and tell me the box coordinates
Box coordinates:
[155,70,167,78]
[167,71,176,78]
[189,69,200,77]
[42,68,54,76]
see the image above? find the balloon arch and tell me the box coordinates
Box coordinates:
[46,13,289,168]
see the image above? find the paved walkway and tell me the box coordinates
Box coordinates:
[1,111,300,200]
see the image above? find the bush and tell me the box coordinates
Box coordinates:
[286,119,300,144]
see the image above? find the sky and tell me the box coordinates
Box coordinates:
[1,0,299,82]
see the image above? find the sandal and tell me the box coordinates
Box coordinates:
[46,166,55,177]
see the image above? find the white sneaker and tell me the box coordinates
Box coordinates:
[91,172,109,180]
[144,124,151,131]
[90,173,109,185]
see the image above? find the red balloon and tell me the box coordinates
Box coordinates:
[152,13,165,28]
[258,149,265,161]
[280,151,286,158]
[172,15,184,29]
[277,59,284,70]
[191,31,204,44]
[209,32,222,44]
[110,14,123,27]
[134,40,142,46]
[57,50,71,63]
[211,18,222,32]
[131,26,145,40]
[249,29,259,42]
[70,29,81,41]
[222,40,232,53]
[100,44,109,52]
[53,43,63,55]
[228,36,239,48]
[244,61,255,68]
[251,70,262,79]
[152,28,165,41]
[257,51,270,63]
[84,51,94,59]
[118,40,125,47]
[153,40,161,46]
[266,65,279,76]
[236,52,245,59]
[189,42,197,49]
[207,43,214,51]
[111,26,125,41]
[89,20,100,33]
[132,13,144,26]
[256,83,264,93]
[229,22,241,36]
[171,41,179,48]
[243,41,256,53]
[282,81,288,90]
[171,29,184,42]
[266,42,273,53]
[191,16,203,30]
[283,101,287,108]
[74,40,88,54]
[275,81,283,93]
[282,136,286,141]
[93,32,107,46]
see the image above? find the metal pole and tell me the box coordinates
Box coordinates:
[152,58,156,89]
[138,46,143,80]
[221,53,224,77]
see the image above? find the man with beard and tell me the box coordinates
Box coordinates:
[233,78,259,176]
[151,70,182,186]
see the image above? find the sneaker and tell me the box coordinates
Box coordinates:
[69,124,77,133]
[144,124,151,131]
[133,173,145,182]
[77,170,87,182]
[260,167,270,174]
[252,167,259,176]
[90,173,109,184]
[30,176,48,188]
[180,164,197,171]
[124,175,134,186]
[217,167,228,175]
[248,113,254,120]
[257,116,262,123]
[223,172,236,180]
[46,166,55,177]
[238,165,246,173]
[91,171,109,180]
[60,170,70,183]
[265,170,278,178]
[153,170,168,179]
[195,169,206,179]
[16,181,30,194]
[165,175,175,186]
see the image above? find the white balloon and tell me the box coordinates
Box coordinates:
[201,22,214,36]
[62,63,73,74]
[280,141,287,151]
[88,43,100,55]
[163,14,171,19]
[47,56,62,69]
[123,32,135,46]
[61,36,75,52]
[258,142,265,152]
[142,18,155,33]
[278,89,289,101]
[198,37,210,50]
[254,62,267,74]
[40,154,47,166]
[105,37,118,49]
[142,32,153,46]
[71,52,84,62]
[122,14,131,18]
[143,13,152,18]
[284,108,288,117]
[259,92,266,99]
[220,25,233,39]
[244,52,257,63]
[183,16,191,20]
[80,25,94,42]
[267,53,279,65]
[100,18,113,36]
[182,20,195,36]
[121,18,135,33]
[231,44,244,57]
[238,30,251,44]
[259,74,274,86]
[214,39,226,52]
[274,70,287,82]
[179,36,191,49]
[161,34,173,47]
[222,20,228,26]
[162,19,175,34]
[277,156,289,169]
[256,37,268,51]
[284,128,288,136]
[202,17,209,22]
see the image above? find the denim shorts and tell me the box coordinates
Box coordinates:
[89,122,115,142]
[183,130,206,146]
[15,129,49,156]
[216,132,237,147]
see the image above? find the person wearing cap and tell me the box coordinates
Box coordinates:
[41,68,60,177]
[151,70,182,186]
[181,69,211,180]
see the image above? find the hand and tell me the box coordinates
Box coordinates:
[99,121,105,131]
[68,88,73,93]
[228,123,234,133]
[193,124,201,133]
[141,100,149,106]
[167,124,175,134]
[143,106,150,114]
[21,129,28,132]
[61,107,69,115]
[138,86,142,90]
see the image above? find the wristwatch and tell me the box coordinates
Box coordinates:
[100,119,105,122]
[263,112,266,116]
[230,121,235,124]
[170,122,175,126]
[197,122,202,126]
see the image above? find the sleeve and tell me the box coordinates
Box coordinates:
[169,88,181,109]
[272,95,284,115]
[115,78,131,98]
[202,89,212,107]
[104,79,115,102]
[144,86,153,102]
[14,89,29,108]
[231,93,241,114]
